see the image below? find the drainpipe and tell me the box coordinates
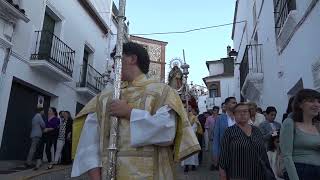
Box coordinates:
[0,47,12,115]
[1,47,12,74]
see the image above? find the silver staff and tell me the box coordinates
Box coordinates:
[181,49,190,111]
[105,0,126,179]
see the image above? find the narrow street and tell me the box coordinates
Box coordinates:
[2,0,319,179]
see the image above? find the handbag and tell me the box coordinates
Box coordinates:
[249,138,277,180]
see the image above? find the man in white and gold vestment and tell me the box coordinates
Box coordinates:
[71,42,200,180]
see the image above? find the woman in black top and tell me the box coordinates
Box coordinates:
[219,103,275,180]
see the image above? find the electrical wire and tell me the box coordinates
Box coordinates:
[131,20,246,36]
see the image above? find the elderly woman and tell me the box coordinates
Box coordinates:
[219,103,275,180]
[280,89,320,180]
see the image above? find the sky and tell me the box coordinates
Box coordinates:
[125,0,236,86]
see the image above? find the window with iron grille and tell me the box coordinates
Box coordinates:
[209,82,220,98]
[273,0,296,35]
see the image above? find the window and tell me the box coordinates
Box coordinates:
[38,12,56,56]
[209,82,220,98]
[80,49,90,87]
[274,0,296,35]
[76,102,85,115]
[287,78,303,96]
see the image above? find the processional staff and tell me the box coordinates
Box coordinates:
[105,0,127,179]
[181,49,190,111]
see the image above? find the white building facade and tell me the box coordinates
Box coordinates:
[0,0,119,160]
[203,52,235,110]
[232,0,320,120]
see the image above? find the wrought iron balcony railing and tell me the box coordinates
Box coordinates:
[31,30,75,76]
[274,0,296,35]
[77,64,104,93]
[239,44,263,91]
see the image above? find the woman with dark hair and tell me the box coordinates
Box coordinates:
[280,89,320,180]
[61,111,73,164]
[48,110,67,169]
[267,132,284,179]
[282,96,295,122]
[219,103,275,180]
[45,107,60,163]
[34,107,60,170]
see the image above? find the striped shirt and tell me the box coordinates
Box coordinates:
[219,125,271,180]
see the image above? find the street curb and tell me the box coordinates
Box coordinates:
[18,166,70,180]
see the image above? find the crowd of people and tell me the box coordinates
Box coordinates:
[183,88,320,180]
[25,107,73,170]
[20,42,320,180]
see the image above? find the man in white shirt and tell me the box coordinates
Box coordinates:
[71,42,200,180]
[259,106,281,150]
[248,102,265,127]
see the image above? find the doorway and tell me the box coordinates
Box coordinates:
[0,79,51,160]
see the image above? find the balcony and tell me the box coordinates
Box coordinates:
[76,64,104,97]
[274,0,296,36]
[240,44,263,102]
[30,30,75,82]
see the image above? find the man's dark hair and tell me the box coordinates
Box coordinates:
[232,102,249,113]
[111,42,150,74]
[266,106,277,114]
[221,102,225,106]
[212,106,220,112]
[224,97,236,104]
[257,107,263,114]
[204,111,211,115]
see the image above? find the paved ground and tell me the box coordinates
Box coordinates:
[176,150,219,180]
[0,150,219,180]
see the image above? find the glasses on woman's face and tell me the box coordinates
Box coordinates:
[235,109,250,115]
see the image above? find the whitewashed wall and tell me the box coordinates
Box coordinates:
[208,62,224,76]
[206,76,235,108]
[232,0,320,121]
[198,95,208,114]
[0,0,114,144]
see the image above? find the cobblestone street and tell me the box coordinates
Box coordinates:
[0,150,218,180]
